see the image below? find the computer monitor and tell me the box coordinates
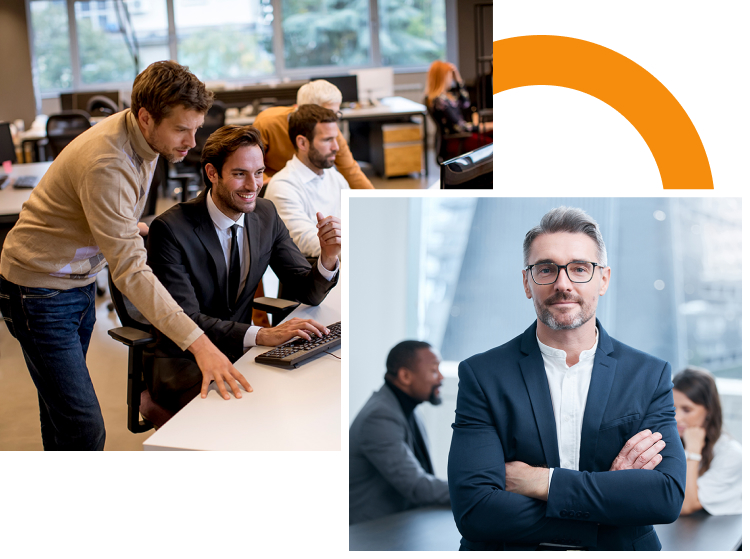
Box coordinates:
[0,122,18,165]
[440,143,493,189]
[60,91,121,117]
[351,67,394,103]
[317,75,359,105]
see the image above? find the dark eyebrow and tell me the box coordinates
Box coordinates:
[229,166,265,173]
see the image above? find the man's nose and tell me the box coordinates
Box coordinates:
[332,139,339,152]
[554,266,574,290]
[186,132,197,149]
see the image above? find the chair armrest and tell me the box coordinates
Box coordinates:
[252,297,300,314]
[108,326,155,346]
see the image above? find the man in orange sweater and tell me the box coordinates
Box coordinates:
[253,80,374,190]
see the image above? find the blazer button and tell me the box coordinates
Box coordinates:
[576,511,582,518]
[584,512,590,518]
[560,510,568,517]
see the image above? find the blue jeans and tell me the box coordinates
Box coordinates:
[0,277,104,450]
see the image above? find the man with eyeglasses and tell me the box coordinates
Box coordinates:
[447,206,686,551]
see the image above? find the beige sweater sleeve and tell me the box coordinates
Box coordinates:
[79,158,202,351]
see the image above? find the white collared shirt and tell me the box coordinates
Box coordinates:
[538,328,598,486]
[265,154,349,257]
[206,192,338,350]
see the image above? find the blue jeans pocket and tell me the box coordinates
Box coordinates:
[22,287,62,299]
[0,293,15,338]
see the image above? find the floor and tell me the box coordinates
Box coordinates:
[0,153,437,451]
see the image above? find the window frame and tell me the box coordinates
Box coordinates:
[28,0,451,97]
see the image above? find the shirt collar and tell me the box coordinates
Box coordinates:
[289,154,326,184]
[537,327,599,362]
[126,109,159,162]
[385,378,421,417]
[206,190,244,231]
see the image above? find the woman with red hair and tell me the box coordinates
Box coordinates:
[425,60,492,158]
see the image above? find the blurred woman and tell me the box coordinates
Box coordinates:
[425,60,492,157]
[673,367,741,515]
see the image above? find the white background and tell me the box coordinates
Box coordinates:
[495,1,750,194]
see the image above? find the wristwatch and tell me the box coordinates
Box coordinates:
[685,451,702,462]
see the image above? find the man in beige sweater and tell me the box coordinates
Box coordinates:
[0,61,250,450]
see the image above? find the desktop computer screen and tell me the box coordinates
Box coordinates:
[0,122,18,164]
[60,91,121,117]
[351,67,394,103]
[440,143,493,189]
[317,75,359,105]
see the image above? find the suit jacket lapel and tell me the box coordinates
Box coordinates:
[190,194,227,302]
[519,322,560,468]
[579,321,617,472]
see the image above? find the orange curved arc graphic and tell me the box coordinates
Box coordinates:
[494,35,713,189]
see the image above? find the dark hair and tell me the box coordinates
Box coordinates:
[200,125,265,187]
[523,206,607,267]
[288,104,338,151]
[385,341,432,379]
[673,367,723,476]
[131,60,214,125]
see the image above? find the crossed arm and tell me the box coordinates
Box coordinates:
[448,360,686,546]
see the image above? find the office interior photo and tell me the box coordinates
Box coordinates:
[349,196,742,551]
[0,0,493,453]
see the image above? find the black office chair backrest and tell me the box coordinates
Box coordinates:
[86,95,119,117]
[425,99,471,165]
[46,111,91,159]
[108,269,152,333]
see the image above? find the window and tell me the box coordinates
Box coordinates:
[174,0,274,81]
[29,1,73,91]
[28,0,447,94]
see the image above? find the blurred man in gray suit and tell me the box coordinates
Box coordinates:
[349,341,451,525]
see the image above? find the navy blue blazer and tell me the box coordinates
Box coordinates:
[448,320,686,551]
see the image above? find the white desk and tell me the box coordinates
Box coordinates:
[143,282,341,451]
[0,162,52,222]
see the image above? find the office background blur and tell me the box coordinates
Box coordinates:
[0,0,491,127]
[350,197,742,479]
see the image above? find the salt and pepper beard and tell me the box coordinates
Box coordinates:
[534,292,596,331]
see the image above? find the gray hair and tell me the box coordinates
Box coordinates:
[523,206,608,267]
[297,80,342,107]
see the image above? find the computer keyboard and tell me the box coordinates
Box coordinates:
[13,175,38,188]
[255,321,341,369]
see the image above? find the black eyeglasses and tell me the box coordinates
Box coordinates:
[525,261,601,285]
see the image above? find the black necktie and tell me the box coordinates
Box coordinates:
[228,224,240,304]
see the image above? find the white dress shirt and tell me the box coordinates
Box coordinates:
[206,193,338,350]
[265,154,349,257]
[537,328,599,487]
[696,433,742,515]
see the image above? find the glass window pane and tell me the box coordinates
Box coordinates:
[379,0,445,67]
[281,0,370,69]
[75,0,168,85]
[174,0,275,81]
[30,0,73,92]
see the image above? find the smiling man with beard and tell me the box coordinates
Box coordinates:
[447,206,686,551]
[349,341,451,525]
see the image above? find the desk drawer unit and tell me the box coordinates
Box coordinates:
[382,123,423,178]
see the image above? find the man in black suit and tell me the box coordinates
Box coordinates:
[146,125,340,412]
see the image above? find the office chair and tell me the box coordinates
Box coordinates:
[85,95,119,117]
[425,102,473,165]
[107,262,298,432]
[45,111,92,159]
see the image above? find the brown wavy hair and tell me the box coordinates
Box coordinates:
[131,60,214,125]
[673,366,723,475]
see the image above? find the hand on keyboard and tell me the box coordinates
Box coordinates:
[255,321,341,369]
[255,317,330,347]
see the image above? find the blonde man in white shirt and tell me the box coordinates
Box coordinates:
[265,104,349,257]
[448,206,686,551]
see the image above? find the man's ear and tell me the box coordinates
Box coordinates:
[295,135,308,153]
[522,269,533,300]
[137,107,154,129]
[396,366,412,387]
[205,162,219,185]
